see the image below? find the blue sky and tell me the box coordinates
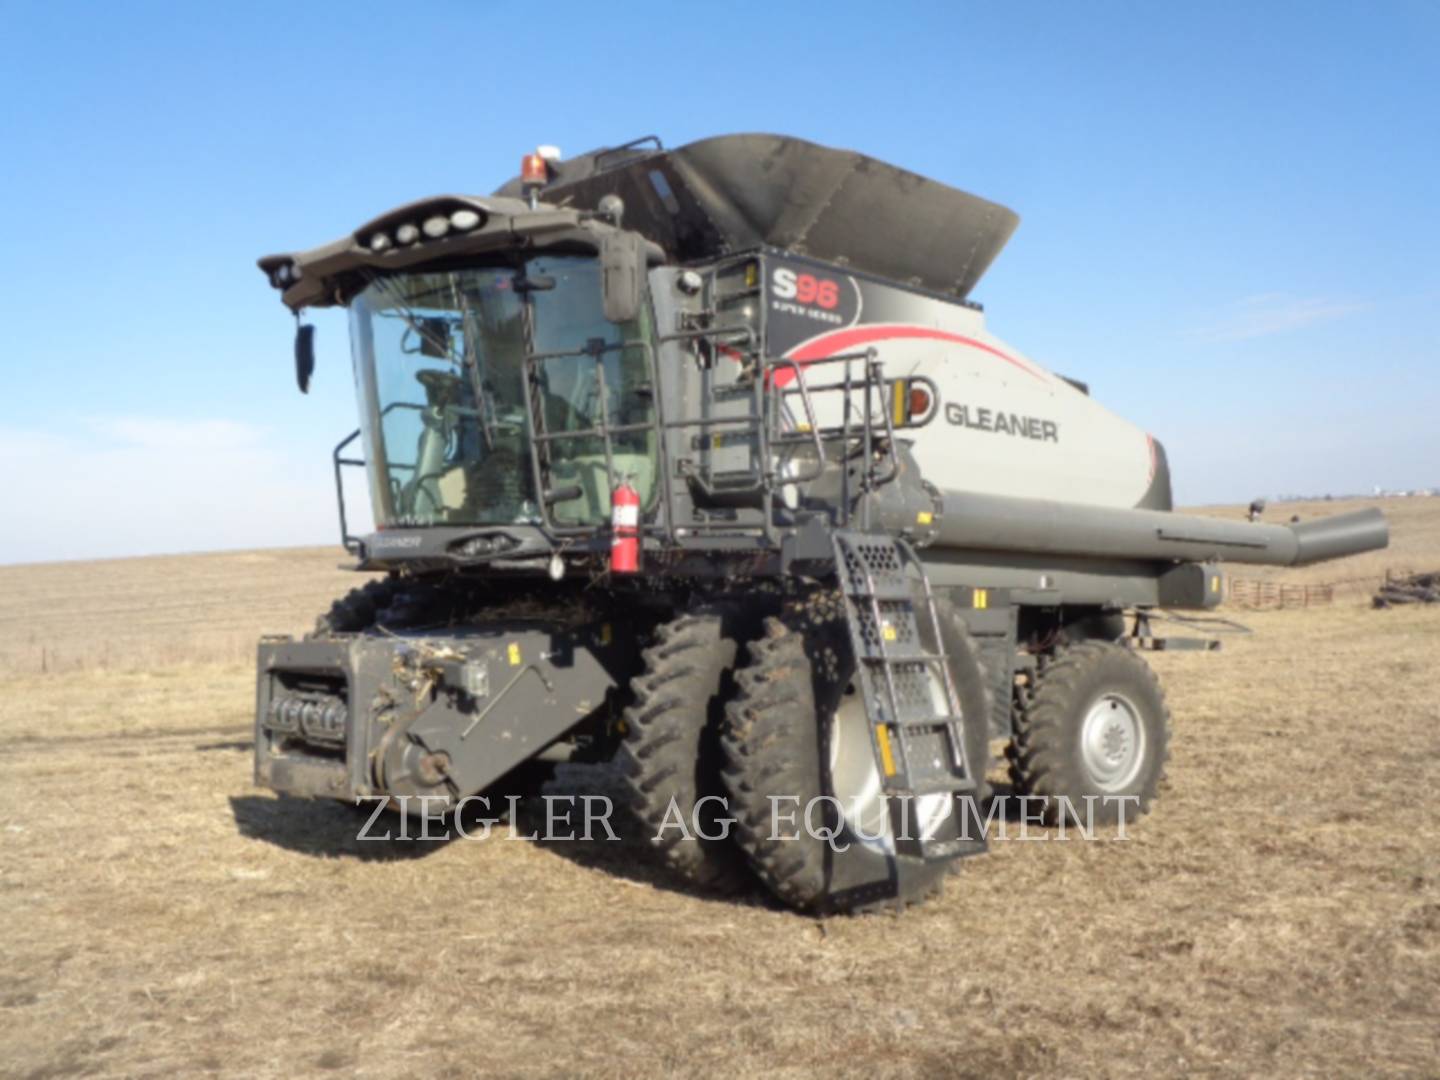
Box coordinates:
[1,1,1436,563]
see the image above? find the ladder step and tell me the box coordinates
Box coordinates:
[711,384,757,400]
[886,776,978,797]
[858,651,948,665]
[885,715,962,731]
[842,583,915,602]
[920,835,987,862]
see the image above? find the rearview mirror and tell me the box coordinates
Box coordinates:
[417,317,451,359]
[514,273,557,294]
[295,323,315,393]
[600,231,645,324]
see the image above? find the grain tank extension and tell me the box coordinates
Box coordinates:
[253,134,1387,913]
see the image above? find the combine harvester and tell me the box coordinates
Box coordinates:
[254,135,1387,912]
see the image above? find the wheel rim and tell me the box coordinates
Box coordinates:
[1079,692,1146,791]
[828,691,951,854]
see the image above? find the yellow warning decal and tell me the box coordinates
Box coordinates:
[974,588,989,610]
[876,725,898,777]
[917,510,934,525]
[882,623,898,642]
[1210,575,1220,593]
[507,643,521,666]
[892,380,907,427]
[599,623,612,646]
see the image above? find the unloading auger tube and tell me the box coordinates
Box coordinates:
[895,490,1389,567]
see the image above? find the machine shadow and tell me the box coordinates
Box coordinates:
[230,761,1016,904]
[228,794,457,863]
[524,763,771,908]
[228,768,770,908]
[987,779,1029,822]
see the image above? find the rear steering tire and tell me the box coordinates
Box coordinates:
[1009,641,1170,825]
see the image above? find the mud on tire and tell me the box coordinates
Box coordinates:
[613,612,748,892]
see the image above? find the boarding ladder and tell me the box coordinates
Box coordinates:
[831,531,984,862]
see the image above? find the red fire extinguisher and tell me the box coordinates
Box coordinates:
[610,477,641,574]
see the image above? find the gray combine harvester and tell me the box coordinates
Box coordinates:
[254,134,1388,913]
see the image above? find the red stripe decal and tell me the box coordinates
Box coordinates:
[778,325,1046,384]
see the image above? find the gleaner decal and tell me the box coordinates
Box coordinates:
[946,402,1059,442]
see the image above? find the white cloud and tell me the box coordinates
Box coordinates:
[1186,293,1371,343]
[0,417,371,564]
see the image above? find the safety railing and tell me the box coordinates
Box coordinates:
[519,329,932,544]
[332,429,366,554]
[766,349,939,529]
[332,330,928,555]
[520,335,668,538]
[331,400,429,554]
[521,325,780,541]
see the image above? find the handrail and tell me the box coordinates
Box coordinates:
[762,357,827,486]
[522,336,672,538]
[657,326,768,500]
[760,348,902,526]
[332,429,365,554]
[593,135,664,170]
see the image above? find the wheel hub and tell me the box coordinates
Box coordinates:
[829,692,951,853]
[1079,692,1145,792]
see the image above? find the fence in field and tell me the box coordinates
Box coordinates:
[1225,568,1425,610]
[1226,578,1335,609]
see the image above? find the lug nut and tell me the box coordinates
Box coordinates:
[417,751,451,786]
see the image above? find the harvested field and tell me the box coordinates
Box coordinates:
[1,498,1437,1078]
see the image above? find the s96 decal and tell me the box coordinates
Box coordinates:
[767,261,861,342]
[771,268,840,309]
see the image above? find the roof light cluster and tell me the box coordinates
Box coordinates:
[269,261,301,288]
[366,207,484,254]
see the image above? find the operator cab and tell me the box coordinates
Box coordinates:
[349,254,657,531]
[258,153,664,559]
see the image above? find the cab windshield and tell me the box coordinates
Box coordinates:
[348,255,656,529]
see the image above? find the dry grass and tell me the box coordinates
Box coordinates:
[1,501,1437,1078]
[0,547,377,677]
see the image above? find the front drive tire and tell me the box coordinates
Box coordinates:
[311,578,400,637]
[720,594,992,915]
[1009,642,1170,825]
[614,612,748,892]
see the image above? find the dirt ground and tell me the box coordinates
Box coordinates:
[2,498,1437,1078]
